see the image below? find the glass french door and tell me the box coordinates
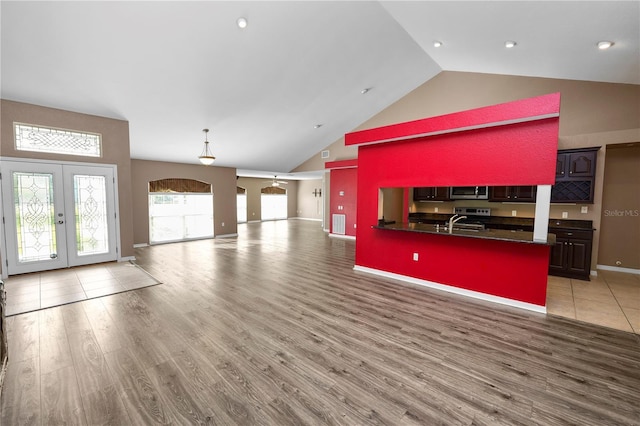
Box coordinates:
[1,161,118,275]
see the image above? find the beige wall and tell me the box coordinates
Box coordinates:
[236,177,298,222]
[293,71,640,272]
[293,71,640,173]
[296,179,323,220]
[597,144,640,269]
[131,160,237,244]
[0,100,135,269]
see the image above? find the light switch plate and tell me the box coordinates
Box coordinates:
[581,206,588,213]
[562,212,568,218]
[511,210,517,217]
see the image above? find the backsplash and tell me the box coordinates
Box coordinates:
[410,199,597,221]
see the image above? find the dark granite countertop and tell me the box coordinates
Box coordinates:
[407,213,594,231]
[374,222,556,245]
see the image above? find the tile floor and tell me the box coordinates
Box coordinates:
[546,269,640,334]
[2,261,161,316]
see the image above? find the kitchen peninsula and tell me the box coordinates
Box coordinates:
[345,94,561,312]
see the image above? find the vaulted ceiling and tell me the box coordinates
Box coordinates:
[2,1,638,179]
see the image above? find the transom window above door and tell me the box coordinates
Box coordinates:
[14,123,102,157]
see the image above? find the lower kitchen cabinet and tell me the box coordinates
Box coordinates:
[548,228,593,280]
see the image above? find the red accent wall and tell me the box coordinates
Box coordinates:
[329,167,358,237]
[346,92,561,146]
[349,94,560,307]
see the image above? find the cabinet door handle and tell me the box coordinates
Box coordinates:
[567,233,573,236]
[569,243,573,246]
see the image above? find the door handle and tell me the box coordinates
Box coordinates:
[58,220,64,224]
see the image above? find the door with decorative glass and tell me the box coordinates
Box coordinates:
[1,161,118,275]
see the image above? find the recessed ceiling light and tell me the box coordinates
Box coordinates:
[597,41,614,49]
[361,88,371,94]
[237,17,248,29]
[314,124,323,129]
[505,41,517,48]
[433,40,443,48]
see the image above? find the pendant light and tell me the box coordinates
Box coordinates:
[198,128,215,165]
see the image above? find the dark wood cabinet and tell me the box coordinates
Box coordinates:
[413,187,449,201]
[489,186,537,202]
[552,147,599,203]
[548,228,593,280]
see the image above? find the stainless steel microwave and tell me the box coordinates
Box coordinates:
[449,186,489,200]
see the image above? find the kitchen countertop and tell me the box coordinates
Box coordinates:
[374,222,556,245]
[407,213,594,231]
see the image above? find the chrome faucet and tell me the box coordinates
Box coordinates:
[448,214,467,233]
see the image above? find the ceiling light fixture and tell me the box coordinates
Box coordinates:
[597,41,613,49]
[314,124,323,129]
[505,40,517,48]
[237,17,248,29]
[433,40,443,48]
[198,129,215,165]
[361,88,371,94]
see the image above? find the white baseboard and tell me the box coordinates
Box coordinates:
[291,217,323,222]
[118,256,136,262]
[133,243,148,248]
[329,233,356,240]
[353,265,547,314]
[597,264,640,275]
[248,220,261,223]
[216,233,238,239]
[323,228,330,233]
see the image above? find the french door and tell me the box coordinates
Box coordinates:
[1,161,118,275]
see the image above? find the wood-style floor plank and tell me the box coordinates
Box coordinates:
[0,357,40,426]
[41,365,86,425]
[39,308,74,375]
[103,347,172,425]
[2,220,639,425]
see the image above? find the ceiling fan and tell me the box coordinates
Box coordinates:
[266,175,288,187]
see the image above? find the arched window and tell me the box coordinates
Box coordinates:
[148,178,213,243]
[237,186,247,223]
[261,186,287,220]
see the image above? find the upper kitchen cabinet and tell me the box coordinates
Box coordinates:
[556,148,598,178]
[489,185,537,202]
[413,187,450,201]
[551,147,599,203]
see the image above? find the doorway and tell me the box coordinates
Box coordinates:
[1,160,118,275]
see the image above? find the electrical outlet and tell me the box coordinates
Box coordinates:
[562,212,568,218]
[434,207,439,213]
[581,206,588,214]
[413,253,419,261]
[221,222,225,227]
[511,210,517,217]
[353,224,357,228]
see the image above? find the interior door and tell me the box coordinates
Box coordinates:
[1,161,118,275]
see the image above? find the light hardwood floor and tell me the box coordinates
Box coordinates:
[2,220,639,425]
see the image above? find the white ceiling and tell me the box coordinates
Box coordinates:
[2,1,638,180]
